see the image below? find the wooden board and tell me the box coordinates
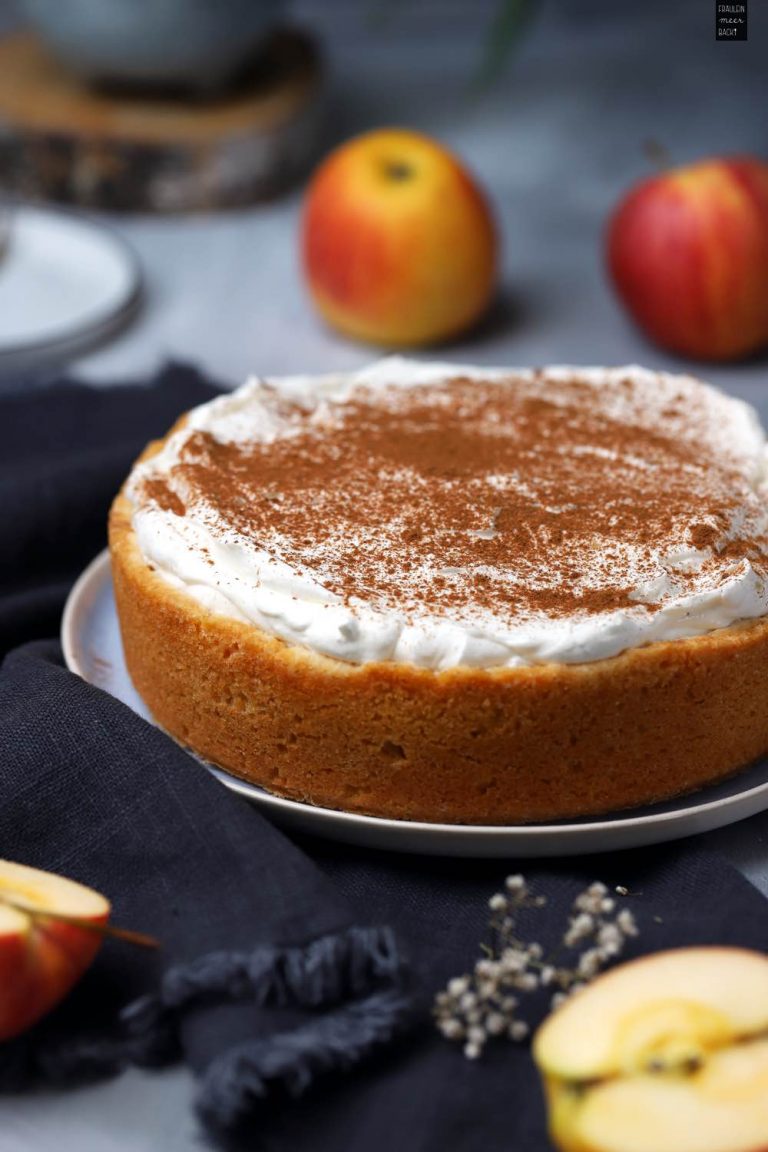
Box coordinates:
[0,30,324,212]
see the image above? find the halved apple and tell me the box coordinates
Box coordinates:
[0,859,110,1040]
[533,947,768,1152]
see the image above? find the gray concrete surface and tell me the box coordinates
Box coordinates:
[3,0,768,1146]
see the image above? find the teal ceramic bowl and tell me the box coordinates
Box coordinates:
[18,0,283,90]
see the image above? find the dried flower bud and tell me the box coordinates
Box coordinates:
[476,979,498,1001]
[572,912,595,936]
[597,923,622,948]
[486,1012,507,1035]
[617,908,638,936]
[515,972,539,992]
[448,976,470,997]
[505,874,526,893]
[577,949,602,978]
[500,947,527,973]
[600,939,621,958]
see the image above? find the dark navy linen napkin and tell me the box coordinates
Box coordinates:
[0,363,218,658]
[1,366,768,1152]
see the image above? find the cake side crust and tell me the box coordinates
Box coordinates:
[109,479,768,824]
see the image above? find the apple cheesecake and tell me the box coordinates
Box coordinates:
[109,358,768,824]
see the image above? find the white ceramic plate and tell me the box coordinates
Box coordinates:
[0,205,141,371]
[62,550,768,857]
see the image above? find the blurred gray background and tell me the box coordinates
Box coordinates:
[1,0,766,400]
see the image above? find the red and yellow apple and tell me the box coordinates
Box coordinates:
[607,156,768,361]
[0,859,110,1040]
[533,947,768,1152]
[302,128,497,347]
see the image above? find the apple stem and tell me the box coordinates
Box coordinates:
[0,894,160,950]
[643,138,672,170]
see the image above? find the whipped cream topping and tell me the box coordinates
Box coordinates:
[125,358,768,669]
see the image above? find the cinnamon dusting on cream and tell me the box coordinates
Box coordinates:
[134,372,768,627]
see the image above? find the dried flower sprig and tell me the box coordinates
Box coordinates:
[434,877,638,1059]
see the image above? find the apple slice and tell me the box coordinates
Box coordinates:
[572,1038,768,1152]
[535,947,768,1081]
[0,858,110,1041]
[533,947,768,1152]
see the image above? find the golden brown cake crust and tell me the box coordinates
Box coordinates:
[109,448,768,825]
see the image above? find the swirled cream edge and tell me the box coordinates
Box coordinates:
[124,358,768,670]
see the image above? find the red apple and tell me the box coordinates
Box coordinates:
[0,859,110,1040]
[302,128,497,347]
[607,156,768,361]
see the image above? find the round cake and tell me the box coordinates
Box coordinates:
[109,357,768,823]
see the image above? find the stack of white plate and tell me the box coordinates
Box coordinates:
[0,205,140,374]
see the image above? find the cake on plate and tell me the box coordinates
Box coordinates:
[109,358,768,824]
